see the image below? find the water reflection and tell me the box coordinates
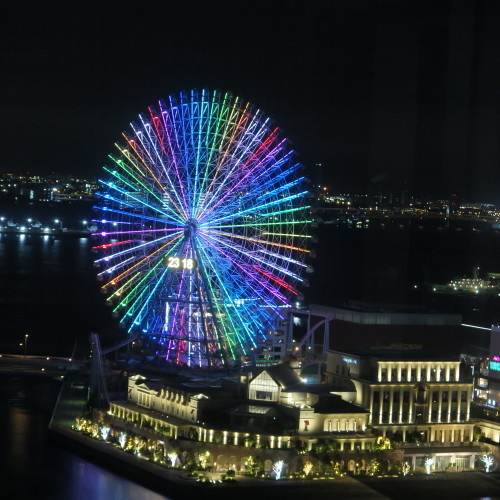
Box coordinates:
[0,374,170,500]
[58,457,170,500]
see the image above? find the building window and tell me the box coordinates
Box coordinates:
[432,391,439,403]
[382,411,389,423]
[381,368,387,381]
[441,410,447,421]
[383,391,390,403]
[401,368,406,381]
[450,410,457,421]
[416,386,427,404]
[420,368,426,381]
[461,391,467,402]
[442,392,448,403]
[431,410,438,422]
[393,391,400,403]
[452,391,458,403]
[373,391,380,404]
[411,369,416,381]
[256,391,272,400]
[402,412,408,423]
[403,391,409,403]
[450,368,455,380]
[391,368,397,381]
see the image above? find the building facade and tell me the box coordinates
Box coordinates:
[326,349,474,443]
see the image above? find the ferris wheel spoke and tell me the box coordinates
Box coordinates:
[197,239,286,331]
[199,137,290,221]
[196,241,272,347]
[193,91,233,216]
[201,230,304,283]
[211,219,311,230]
[199,121,276,219]
[122,132,187,219]
[102,163,167,210]
[138,114,191,220]
[98,180,179,221]
[114,145,147,178]
[100,237,181,289]
[199,232,291,306]
[125,269,169,331]
[92,228,180,237]
[156,104,191,217]
[112,239,184,313]
[195,242,262,353]
[95,231,182,264]
[257,247,310,269]
[203,190,309,226]
[92,239,133,250]
[199,99,251,211]
[201,229,310,254]
[94,205,184,227]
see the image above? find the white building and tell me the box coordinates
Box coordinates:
[326,349,474,443]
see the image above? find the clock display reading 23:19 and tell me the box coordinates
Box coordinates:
[164,256,198,270]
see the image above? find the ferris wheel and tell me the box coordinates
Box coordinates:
[93,89,310,367]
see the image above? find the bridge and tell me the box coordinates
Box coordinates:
[288,304,334,365]
[0,353,84,374]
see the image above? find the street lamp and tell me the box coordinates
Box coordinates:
[54,219,63,229]
[24,334,29,357]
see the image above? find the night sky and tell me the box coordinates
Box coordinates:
[2,0,500,201]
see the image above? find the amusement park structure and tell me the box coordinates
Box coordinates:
[93,89,311,368]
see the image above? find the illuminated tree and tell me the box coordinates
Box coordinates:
[198,451,210,469]
[402,461,410,476]
[367,458,380,476]
[303,461,313,476]
[99,426,110,441]
[119,432,127,448]
[482,453,494,473]
[424,457,434,474]
[168,452,178,467]
[273,460,285,480]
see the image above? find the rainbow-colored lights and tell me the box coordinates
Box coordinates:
[94,89,309,367]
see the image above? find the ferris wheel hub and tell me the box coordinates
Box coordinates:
[184,218,199,238]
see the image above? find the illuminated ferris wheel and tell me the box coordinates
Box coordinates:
[93,89,310,367]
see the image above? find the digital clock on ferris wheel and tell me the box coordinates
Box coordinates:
[163,256,198,270]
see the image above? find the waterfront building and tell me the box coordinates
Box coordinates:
[326,349,474,443]
[485,325,500,407]
[108,363,376,452]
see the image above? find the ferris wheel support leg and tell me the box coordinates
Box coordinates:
[322,320,330,359]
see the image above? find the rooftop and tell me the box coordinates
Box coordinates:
[332,348,460,362]
[313,395,369,414]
